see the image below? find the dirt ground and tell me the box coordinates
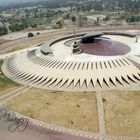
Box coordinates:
[103,91,140,137]
[5,89,98,133]
[5,39,46,53]
[4,87,140,137]
[0,39,10,45]
[0,85,19,97]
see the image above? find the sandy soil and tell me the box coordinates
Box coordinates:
[103,91,140,137]
[5,39,46,53]
[0,30,55,40]
[5,89,98,133]
[0,39,10,45]
[0,86,19,97]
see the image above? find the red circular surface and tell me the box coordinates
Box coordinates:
[79,39,131,56]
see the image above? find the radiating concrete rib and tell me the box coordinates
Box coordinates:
[42,77,53,86]
[24,74,35,81]
[122,75,130,84]
[54,78,63,87]
[33,76,43,85]
[25,74,36,82]
[45,60,54,67]
[3,52,140,91]
[20,73,31,80]
[32,76,43,84]
[49,61,58,68]
[37,77,48,85]
[119,59,126,66]
[47,78,58,87]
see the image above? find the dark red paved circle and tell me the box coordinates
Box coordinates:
[64,38,131,56]
[79,38,131,56]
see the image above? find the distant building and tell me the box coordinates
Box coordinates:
[2,13,13,18]
[121,20,128,26]
[86,15,106,22]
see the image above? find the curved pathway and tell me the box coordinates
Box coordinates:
[0,124,97,140]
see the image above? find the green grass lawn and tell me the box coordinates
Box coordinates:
[0,59,3,72]
[0,74,18,88]
[0,59,19,89]
[28,17,53,26]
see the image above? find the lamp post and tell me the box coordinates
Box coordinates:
[136,34,138,43]
[74,28,77,42]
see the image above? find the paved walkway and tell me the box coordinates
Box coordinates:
[96,92,106,135]
[0,123,98,140]
[0,86,31,105]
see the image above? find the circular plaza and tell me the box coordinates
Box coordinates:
[2,31,140,92]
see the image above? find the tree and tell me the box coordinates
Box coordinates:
[55,20,63,29]
[28,32,34,38]
[104,15,110,21]
[9,22,29,32]
[64,13,70,20]
[78,20,83,27]
[0,26,8,36]
[94,21,100,26]
[31,24,37,28]
[71,15,76,23]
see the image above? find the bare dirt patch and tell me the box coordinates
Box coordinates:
[5,89,98,133]
[0,39,10,45]
[103,91,140,137]
[0,86,18,97]
[5,39,45,53]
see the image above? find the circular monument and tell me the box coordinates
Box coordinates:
[2,31,140,92]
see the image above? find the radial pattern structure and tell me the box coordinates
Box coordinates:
[2,31,140,92]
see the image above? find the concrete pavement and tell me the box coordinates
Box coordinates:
[0,122,98,140]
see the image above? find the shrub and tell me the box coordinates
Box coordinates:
[28,32,34,37]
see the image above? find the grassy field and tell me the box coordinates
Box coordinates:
[5,89,98,133]
[28,17,53,26]
[0,59,19,93]
[103,91,140,137]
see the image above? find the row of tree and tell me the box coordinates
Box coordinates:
[0,0,139,14]
[121,14,140,23]
[9,22,28,32]
[0,26,8,36]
